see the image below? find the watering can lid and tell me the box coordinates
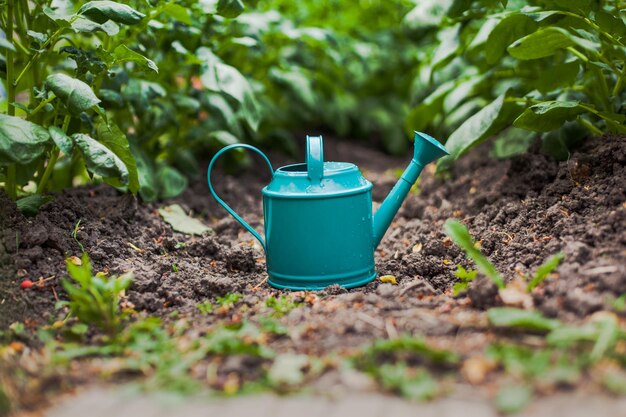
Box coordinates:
[262,135,372,198]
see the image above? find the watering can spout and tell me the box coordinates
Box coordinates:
[372,131,449,248]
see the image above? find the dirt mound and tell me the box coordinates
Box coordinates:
[1,135,624,325]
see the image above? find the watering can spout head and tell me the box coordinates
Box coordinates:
[372,131,449,247]
[412,131,450,166]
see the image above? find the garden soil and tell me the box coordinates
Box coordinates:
[1,134,625,410]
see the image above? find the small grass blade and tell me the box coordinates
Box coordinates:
[444,219,504,288]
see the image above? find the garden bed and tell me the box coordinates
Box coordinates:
[1,134,625,413]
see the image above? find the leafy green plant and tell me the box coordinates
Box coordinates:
[404,0,625,166]
[203,322,274,358]
[196,300,214,315]
[217,292,241,308]
[444,219,505,288]
[452,265,478,295]
[58,252,132,336]
[353,335,458,401]
[375,362,439,401]
[265,295,302,317]
[0,0,262,205]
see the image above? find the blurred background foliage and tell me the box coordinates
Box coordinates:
[0,0,624,204]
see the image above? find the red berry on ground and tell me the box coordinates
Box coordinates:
[20,280,33,289]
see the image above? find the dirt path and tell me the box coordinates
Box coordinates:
[44,387,626,417]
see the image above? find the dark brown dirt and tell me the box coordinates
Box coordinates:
[1,135,625,337]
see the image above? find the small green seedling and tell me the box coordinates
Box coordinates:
[526,252,564,292]
[444,219,504,288]
[353,335,458,401]
[58,252,132,336]
[452,265,477,295]
[217,293,241,308]
[72,219,85,253]
[265,295,302,317]
[171,263,179,273]
[197,301,214,315]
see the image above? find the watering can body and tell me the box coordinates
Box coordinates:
[208,132,449,290]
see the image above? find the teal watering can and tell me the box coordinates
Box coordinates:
[207,132,449,290]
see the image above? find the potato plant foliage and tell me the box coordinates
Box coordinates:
[1,0,624,205]
[405,0,625,165]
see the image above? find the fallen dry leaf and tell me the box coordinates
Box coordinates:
[461,355,497,385]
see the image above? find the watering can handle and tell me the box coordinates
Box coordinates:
[306,135,324,183]
[207,144,273,252]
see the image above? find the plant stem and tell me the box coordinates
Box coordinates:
[578,118,603,136]
[13,20,74,87]
[6,0,17,200]
[6,165,17,200]
[612,66,625,97]
[28,93,56,118]
[6,0,15,116]
[37,115,70,193]
[566,47,588,63]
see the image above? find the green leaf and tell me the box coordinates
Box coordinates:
[48,126,73,155]
[94,117,139,193]
[594,9,626,38]
[71,16,120,36]
[0,115,51,165]
[541,0,593,13]
[112,45,158,73]
[399,370,437,401]
[444,94,521,160]
[202,60,252,103]
[161,2,192,25]
[508,27,585,60]
[133,147,158,202]
[403,0,452,29]
[487,308,561,331]
[527,252,564,291]
[533,61,579,94]
[78,1,145,25]
[495,384,532,414]
[45,74,101,115]
[431,24,460,70]
[547,324,597,346]
[16,195,54,217]
[406,80,456,133]
[0,38,16,52]
[158,204,212,235]
[485,13,538,64]
[491,128,536,159]
[209,130,239,146]
[513,101,584,132]
[26,30,48,43]
[590,316,619,362]
[216,0,244,18]
[443,219,504,288]
[72,133,129,184]
[156,164,187,199]
[270,68,316,109]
